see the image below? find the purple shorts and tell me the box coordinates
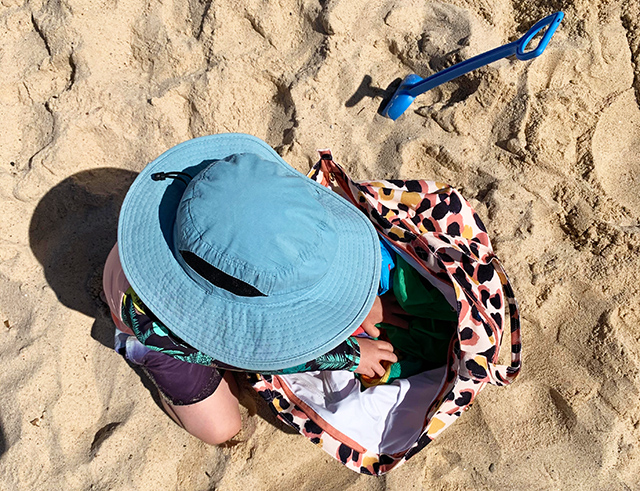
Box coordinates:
[122,334,224,406]
[105,244,224,406]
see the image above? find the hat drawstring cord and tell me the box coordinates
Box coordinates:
[151,172,192,186]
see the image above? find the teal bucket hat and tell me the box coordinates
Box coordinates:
[118,134,381,371]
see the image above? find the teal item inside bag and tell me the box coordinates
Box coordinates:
[370,255,458,385]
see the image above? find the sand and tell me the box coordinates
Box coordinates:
[1,0,640,488]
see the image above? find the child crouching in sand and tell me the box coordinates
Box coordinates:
[103,134,410,444]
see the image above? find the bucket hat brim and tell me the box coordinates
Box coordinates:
[118,134,381,371]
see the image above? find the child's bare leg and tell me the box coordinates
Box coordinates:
[161,371,241,445]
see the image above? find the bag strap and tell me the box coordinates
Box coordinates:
[407,228,522,386]
[482,258,521,385]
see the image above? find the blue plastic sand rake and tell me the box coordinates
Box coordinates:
[381,11,564,120]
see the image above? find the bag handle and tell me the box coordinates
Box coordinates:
[416,238,522,386]
[398,221,522,386]
[477,258,521,386]
[378,215,522,387]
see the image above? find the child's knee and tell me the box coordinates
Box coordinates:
[170,394,242,445]
[199,415,242,445]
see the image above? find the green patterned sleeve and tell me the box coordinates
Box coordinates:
[260,336,361,375]
[121,286,363,374]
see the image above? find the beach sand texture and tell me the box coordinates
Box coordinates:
[1,0,640,489]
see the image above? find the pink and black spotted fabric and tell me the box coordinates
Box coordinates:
[252,151,521,475]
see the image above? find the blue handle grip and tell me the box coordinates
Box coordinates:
[516,11,564,60]
[405,11,564,98]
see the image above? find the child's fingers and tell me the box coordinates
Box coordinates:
[354,338,398,378]
[377,349,398,364]
[372,363,386,377]
[362,323,380,338]
[373,339,394,352]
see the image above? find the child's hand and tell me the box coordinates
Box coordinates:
[353,337,398,377]
[359,294,409,338]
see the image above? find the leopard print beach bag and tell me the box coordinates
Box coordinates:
[252,151,521,475]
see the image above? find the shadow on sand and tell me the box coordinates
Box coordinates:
[28,168,296,443]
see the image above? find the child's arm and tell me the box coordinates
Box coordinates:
[120,287,397,377]
[258,337,361,374]
[259,336,397,377]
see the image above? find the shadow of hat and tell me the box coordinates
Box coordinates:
[29,168,138,322]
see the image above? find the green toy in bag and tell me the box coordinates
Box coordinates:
[360,255,458,388]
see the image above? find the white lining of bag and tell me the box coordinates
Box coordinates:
[279,365,447,454]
